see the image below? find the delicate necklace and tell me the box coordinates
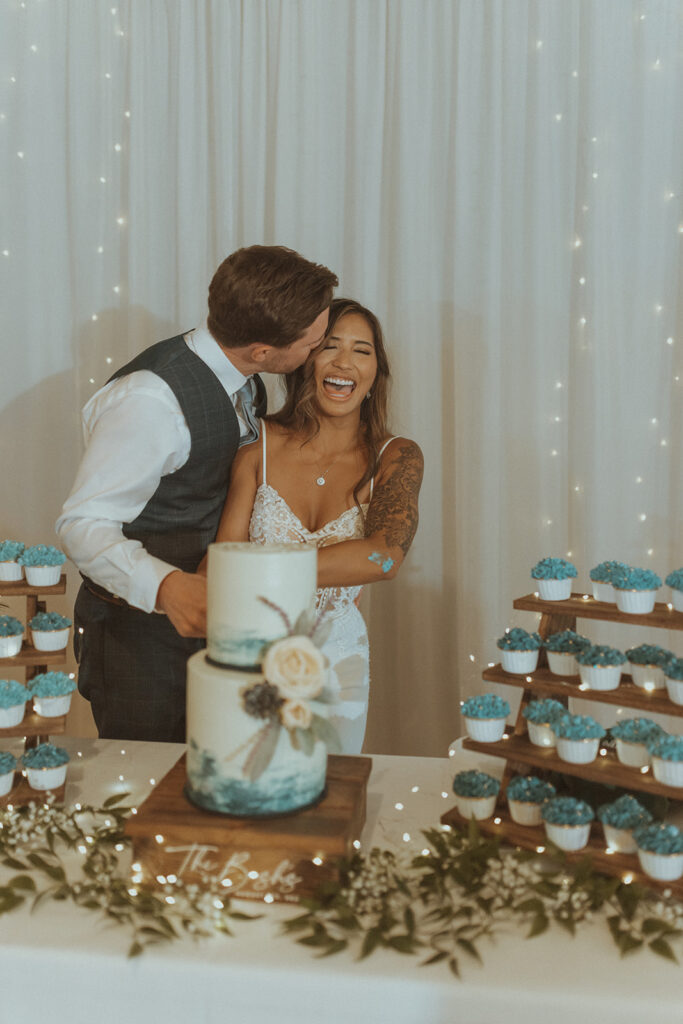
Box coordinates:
[312,446,354,486]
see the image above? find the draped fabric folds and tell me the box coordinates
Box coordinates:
[2,1,681,753]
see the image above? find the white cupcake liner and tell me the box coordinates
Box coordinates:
[615,738,650,768]
[578,663,622,691]
[0,561,23,582]
[591,580,615,603]
[665,676,683,706]
[556,736,600,764]
[537,578,573,601]
[453,793,497,821]
[527,721,557,748]
[33,693,73,718]
[463,716,506,742]
[630,663,666,690]
[501,649,539,674]
[0,634,23,658]
[31,627,70,652]
[544,821,591,851]
[24,565,62,587]
[25,763,67,791]
[651,757,683,788]
[615,588,657,614]
[637,848,683,882]
[603,823,638,854]
[0,702,26,728]
[671,589,683,613]
[547,651,579,676]
[508,799,544,826]
[0,769,14,797]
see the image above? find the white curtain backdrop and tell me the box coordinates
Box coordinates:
[1,0,682,754]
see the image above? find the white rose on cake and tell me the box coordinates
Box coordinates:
[280,699,313,730]
[262,636,326,700]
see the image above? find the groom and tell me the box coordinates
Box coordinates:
[57,245,337,742]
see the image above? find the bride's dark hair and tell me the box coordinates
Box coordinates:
[268,297,392,515]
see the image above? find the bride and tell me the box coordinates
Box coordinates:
[213,297,423,754]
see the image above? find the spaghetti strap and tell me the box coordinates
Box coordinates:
[261,420,267,486]
[370,436,400,499]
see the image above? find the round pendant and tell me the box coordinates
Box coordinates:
[316,476,326,486]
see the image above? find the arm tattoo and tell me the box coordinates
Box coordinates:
[365,442,423,555]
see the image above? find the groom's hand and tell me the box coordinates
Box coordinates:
[156,570,207,637]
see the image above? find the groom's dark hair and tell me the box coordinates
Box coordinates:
[207,245,337,349]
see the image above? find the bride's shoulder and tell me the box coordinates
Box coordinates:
[377,436,423,464]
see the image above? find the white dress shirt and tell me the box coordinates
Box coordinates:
[56,326,252,613]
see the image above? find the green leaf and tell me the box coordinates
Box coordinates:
[555,914,575,936]
[641,917,668,935]
[128,941,144,958]
[456,937,481,962]
[26,852,65,882]
[103,792,131,808]
[298,932,333,948]
[360,928,382,960]
[8,875,36,892]
[448,956,460,978]
[616,884,640,921]
[527,914,549,939]
[387,934,416,954]
[316,938,348,957]
[617,933,643,956]
[421,950,448,966]
[516,897,544,915]
[2,856,28,871]
[297,727,315,757]
[649,937,679,963]
[0,891,25,914]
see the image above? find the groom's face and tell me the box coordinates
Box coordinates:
[260,307,330,373]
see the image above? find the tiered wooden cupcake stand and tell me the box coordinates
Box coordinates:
[442,592,683,896]
[0,575,69,802]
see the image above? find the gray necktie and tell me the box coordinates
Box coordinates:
[233,378,260,446]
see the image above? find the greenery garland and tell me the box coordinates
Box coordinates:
[1,796,681,972]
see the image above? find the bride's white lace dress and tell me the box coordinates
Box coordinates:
[248,427,382,754]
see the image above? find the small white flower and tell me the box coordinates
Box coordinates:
[280,699,313,730]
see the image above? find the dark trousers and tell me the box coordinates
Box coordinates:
[74,584,204,742]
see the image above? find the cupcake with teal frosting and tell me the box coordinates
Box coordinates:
[0,615,24,659]
[575,643,626,691]
[611,717,663,768]
[664,655,683,706]
[506,775,555,826]
[552,713,606,764]
[611,565,661,615]
[541,796,594,851]
[29,611,72,652]
[497,627,542,674]
[543,629,591,676]
[531,557,577,601]
[522,698,566,748]
[29,671,77,718]
[21,742,69,791]
[597,795,652,853]
[17,544,66,587]
[634,823,683,882]
[665,569,683,613]
[589,560,629,603]
[461,693,510,742]
[626,643,672,691]
[0,750,17,798]
[647,733,683,788]
[0,540,25,582]
[0,679,29,729]
[452,770,500,821]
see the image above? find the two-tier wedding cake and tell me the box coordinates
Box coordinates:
[186,542,337,816]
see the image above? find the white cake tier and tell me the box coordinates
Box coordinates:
[207,542,317,668]
[186,651,327,817]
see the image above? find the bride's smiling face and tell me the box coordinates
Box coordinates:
[312,312,378,416]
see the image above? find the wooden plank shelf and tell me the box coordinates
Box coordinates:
[0,709,67,739]
[482,664,683,717]
[462,733,683,801]
[0,644,67,669]
[0,575,67,598]
[514,592,683,631]
[441,804,683,899]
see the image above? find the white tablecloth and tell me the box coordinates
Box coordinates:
[0,736,680,1024]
